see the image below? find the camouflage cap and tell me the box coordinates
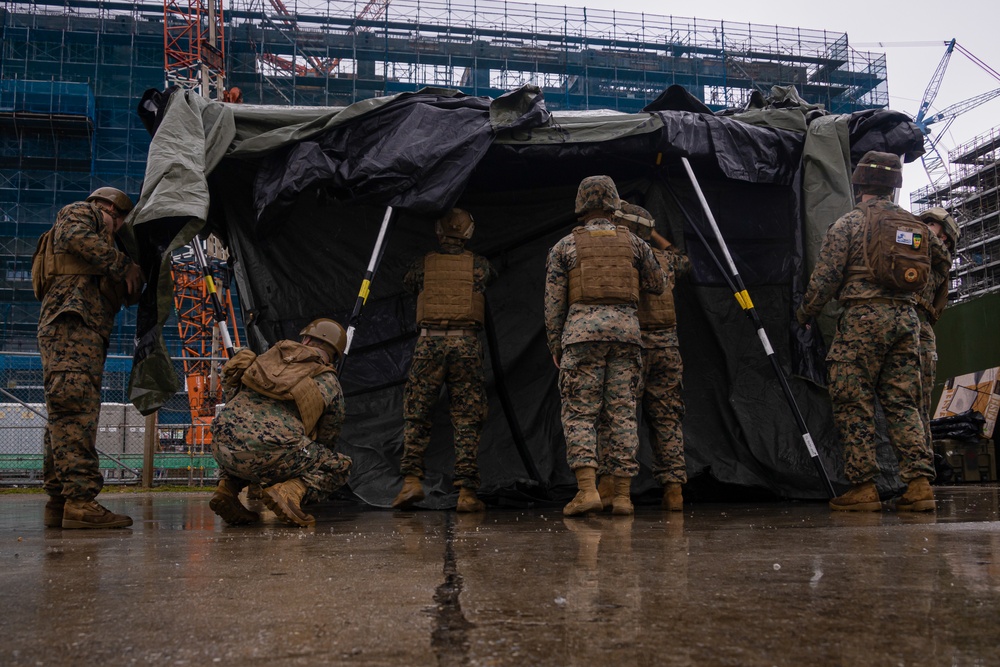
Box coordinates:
[574,175,621,215]
[616,201,654,240]
[919,206,960,249]
[435,208,475,240]
[851,151,903,189]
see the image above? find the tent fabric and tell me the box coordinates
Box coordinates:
[128,85,924,504]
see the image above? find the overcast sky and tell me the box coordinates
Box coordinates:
[557,0,1000,209]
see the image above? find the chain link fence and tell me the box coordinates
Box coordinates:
[0,352,222,487]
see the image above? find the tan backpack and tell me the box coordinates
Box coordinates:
[240,340,334,438]
[849,201,931,293]
[31,226,134,307]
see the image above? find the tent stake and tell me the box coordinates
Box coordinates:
[680,157,837,499]
[338,206,396,374]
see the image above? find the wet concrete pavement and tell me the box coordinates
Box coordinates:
[1,487,999,666]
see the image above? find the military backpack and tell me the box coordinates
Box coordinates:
[848,200,931,293]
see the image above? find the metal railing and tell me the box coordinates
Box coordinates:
[0,352,225,487]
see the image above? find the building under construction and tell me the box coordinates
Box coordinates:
[0,0,891,356]
[912,125,1000,303]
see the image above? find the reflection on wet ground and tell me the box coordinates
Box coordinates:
[1,486,998,665]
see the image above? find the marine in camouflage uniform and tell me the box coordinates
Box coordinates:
[210,318,353,527]
[915,207,958,450]
[37,188,144,529]
[545,177,665,516]
[597,202,691,511]
[392,208,497,513]
[797,152,950,512]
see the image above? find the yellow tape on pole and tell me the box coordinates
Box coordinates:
[735,290,754,310]
[205,275,216,293]
[359,279,371,303]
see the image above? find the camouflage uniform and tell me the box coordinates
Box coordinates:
[915,254,951,449]
[799,196,951,484]
[597,246,690,484]
[545,219,665,477]
[38,201,135,501]
[211,364,351,506]
[400,242,497,489]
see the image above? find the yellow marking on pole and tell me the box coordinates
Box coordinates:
[656,152,663,165]
[359,279,371,303]
[205,275,216,293]
[735,290,754,310]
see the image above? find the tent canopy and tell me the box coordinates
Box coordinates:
[128,84,924,505]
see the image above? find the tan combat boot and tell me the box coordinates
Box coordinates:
[563,468,603,517]
[829,482,881,512]
[896,477,936,512]
[263,478,315,527]
[596,475,614,511]
[62,499,133,529]
[611,475,634,516]
[43,496,65,528]
[209,479,260,526]
[392,475,425,510]
[456,487,485,513]
[663,482,684,512]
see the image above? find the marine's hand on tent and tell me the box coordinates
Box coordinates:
[124,263,144,297]
[552,354,560,369]
[795,306,811,328]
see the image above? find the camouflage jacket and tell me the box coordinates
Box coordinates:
[213,371,345,450]
[800,196,951,317]
[641,245,690,349]
[38,201,134,341]
[544,218,665,358]
[403,242,497,296]
[915,249,952,323]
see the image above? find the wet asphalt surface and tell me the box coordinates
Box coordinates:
[1,486,999,666]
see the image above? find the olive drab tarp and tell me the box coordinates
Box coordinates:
[128,84,924,505]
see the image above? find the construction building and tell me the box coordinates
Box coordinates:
[1,0,891,355]
[912,125,1000,303]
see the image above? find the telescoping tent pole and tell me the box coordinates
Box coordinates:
[338,206,396,375]
[189,237,236,358]
[680,157,837,499]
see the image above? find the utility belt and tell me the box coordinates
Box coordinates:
[841,297,914,308]
[419,327,478,337]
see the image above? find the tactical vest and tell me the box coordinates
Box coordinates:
[239,340,334,439]
[845,200,931,293]
[567,225,639,305]
[31,221,131,309]
[638,249,675,329]
[416,251,485,327]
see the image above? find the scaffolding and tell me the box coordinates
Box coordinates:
[223,0,888,112]
[915,126,1000,303]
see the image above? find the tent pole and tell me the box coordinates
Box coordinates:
[679,158,838,499]
[338,206,396,374]
[189,236,235,358]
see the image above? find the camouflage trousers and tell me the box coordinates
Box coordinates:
[560,341,642,476]
[827,303,933,484]
[599,344,687,484]
[212,435,352,506]
[918,319,937,451]
[401,335,487,489]
[37,313,107,501]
